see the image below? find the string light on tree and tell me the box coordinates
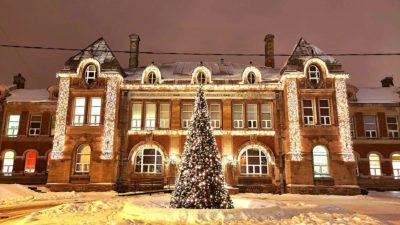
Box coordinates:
[170,86,234,209]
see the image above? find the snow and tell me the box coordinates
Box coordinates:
[6,89,53,102]
[354,86,400,103]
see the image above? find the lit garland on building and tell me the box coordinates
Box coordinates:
[127,129,275,136]
[335,78,355,161]
[51,77,70,160]
[101,78,118,160]
[286,79,302,161]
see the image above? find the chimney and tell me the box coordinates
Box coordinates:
[264,34,275,68]
[13,73,25,89]
[381,77,394,87]
[129,33,140,69]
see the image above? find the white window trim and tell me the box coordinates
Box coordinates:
[89,97,102,126]
[240,148,269,175]
[145,103,156,130]
[181,103,193,129]
[308,65,320,83]
[131,103,142,130]
[369,154,381,176]
[159,103,170,129]
[73,97,86,126]
[6,114,20,137]
[386,116,399,139]
[313,146,330,178]
[247,104,258,129]
[303,99,315,125]
[210,103,221,129]
[84,65,97,84]
[134,148,163,174]
[2,151,14,176]
[364,116,377,139]
[261,103,273,129]
[28,115,42,136]
[75,146,91,174]
[319,99,331,126]
[233,104,244,129]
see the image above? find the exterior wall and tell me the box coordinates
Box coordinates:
[0,102,56,184]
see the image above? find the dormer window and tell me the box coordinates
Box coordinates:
[148,72,157,84]
[247,72,256,84]
[84,65,97,84]
[197,72,206,84]
[308,65,320,84]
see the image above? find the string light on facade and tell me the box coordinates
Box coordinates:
[286,79,302,161]
[51,77,70,160]
[101,78,118,160]
[335,79,355,162]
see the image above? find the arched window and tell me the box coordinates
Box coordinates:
[134,148,163,174]
[24,150,37,173]
[84,65,97,84]
[75,145,91,174]
[369,153,381,176]
[197,72,206,84]
[240,148,268,175]
[313,145,329,177]
[308,65,320,84]
[392,154,400,179]
[148,72,157,84]
[2,151,14,176]
[247,72,256,84]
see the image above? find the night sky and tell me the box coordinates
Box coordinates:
[0,0,399,88]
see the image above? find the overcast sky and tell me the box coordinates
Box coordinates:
[0,0,399,88]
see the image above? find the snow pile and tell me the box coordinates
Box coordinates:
[10,194,383,225]
[0,184,78,206]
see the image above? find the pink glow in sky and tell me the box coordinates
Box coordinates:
[0,0,399,88]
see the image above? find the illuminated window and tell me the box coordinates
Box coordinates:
[303,100,314,125]
[24,150,37,173]
[319,99,331,125]
[392,154,400,179]
[131,103,142,130]
[75,145,91,174]
[233,104,244,128]
[210,104,221,128]
[134,148,162,174]
[369,153,381,176]
[387,117,399,138]
[240,148,268,175]
[148,72,157,84]
[73,97,86,126]
[261,103,272,129]
[145,103,156,130]
[84,65,97,84]
[197,72,206,84]
[247,72,256,84]
[159,103,170,129]
[181,104,193,129]
[2,151,14,176]
[7,115,20,137]
[89,97,102,126]
[247,104,257,128]
[308,65,320,84]
[313,145,329,177]
[364,116,377,138]
[29,115,42,136]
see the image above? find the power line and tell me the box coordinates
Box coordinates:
[1,44,400,57]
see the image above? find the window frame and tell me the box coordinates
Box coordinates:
[261,103,273,129]
[392,154,400,179]
[148,71,157,84]
[134,148,163,174]
[24,150,37,173]
[232,103,244,129]
[247,72,256,84]
[131,102,143,130]
[308,65,321,84]
[386,116,399,139]
[349,116,356,138]
[2,150,15,176]
[363,115,378,138]
[209,103,221,129]
[145,103,157,130]
[74,145,91,174]
[247,104,258,129]
[312,145,330,178]
[159,103,171,129]
[197,72,206,84]
[84,64,97,84]
[181,103,193,129]
[89,97,102,126]
[28,115,42,136]
[302,99,315,125]
[369,153,381,176]
[6,114,20,137]
[239,148,269,176]
[319,99,331,126]
[72,97,86,126]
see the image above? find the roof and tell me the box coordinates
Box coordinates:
[281,38,342,74]
[352,87,400,104]
[124,61,281,81]
[63,38,123,73]
[6,89,54,103]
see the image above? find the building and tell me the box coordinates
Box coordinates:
[0,34,399,194]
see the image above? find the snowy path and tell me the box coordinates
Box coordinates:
[0,185,399,224]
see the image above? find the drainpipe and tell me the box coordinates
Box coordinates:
[276,91,286,194]
[116,90,129,192]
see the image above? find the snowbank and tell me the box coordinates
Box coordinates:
[10,194,383,225]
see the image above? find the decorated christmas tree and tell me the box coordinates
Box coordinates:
[170,86,234,209]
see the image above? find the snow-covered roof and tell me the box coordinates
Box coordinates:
[352,87,400,104]
[6,89,54,103]
[124,61,281,81]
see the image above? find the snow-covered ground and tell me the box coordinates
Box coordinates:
[1,184,399,225]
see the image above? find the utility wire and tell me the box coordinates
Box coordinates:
[1,44,400,57]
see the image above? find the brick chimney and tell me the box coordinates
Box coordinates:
[13,73,25,89]
[264,34,275,68]
[381,77,394,87]
[129,33,140,69]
